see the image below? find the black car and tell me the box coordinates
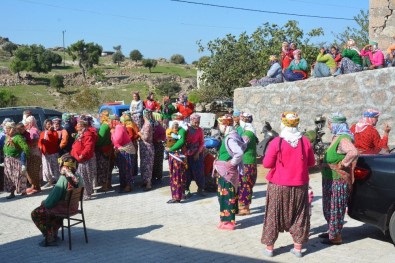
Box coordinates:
[348,151,395,243]
[0,106,63,130]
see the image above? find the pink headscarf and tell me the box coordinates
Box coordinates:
[354,109,381,133]
[111,124,131,148]
[25,115,40,140]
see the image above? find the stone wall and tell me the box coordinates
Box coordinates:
[370,0,395,49]
[234,67,395,146]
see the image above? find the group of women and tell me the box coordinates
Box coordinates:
[250,38,390,87]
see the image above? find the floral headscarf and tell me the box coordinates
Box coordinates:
[280,112,302,148]
[329,112,354,140]
[354,109,380,133]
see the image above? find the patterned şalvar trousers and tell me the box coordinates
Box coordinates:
[41,153,60,183]
[237,163,257,208]
[77,154,97,198]
[217,176,237,223]
[4,156,26,193]
[168,152,186,201]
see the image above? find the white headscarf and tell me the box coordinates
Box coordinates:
[279,113,302,148]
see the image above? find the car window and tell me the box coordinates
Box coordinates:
[100,107,114,115]
[118,108,128,116]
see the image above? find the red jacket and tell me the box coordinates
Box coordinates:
[176,101,194,119]
[38,130,59,155]
[71,127,98,162]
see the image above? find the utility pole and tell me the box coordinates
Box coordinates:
[62,30,66,67]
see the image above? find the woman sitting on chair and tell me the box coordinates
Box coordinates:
[31,153,84,247]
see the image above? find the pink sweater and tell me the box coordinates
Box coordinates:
[263,136,315,186]
[360,49,385,67]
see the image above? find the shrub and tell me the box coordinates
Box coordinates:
[50,75,64,90]
[142,59,157,73]
[88,68,105,81]
[66,88,100,112]
[156,81,181,98]
[130,49,143,61]
[0,90,17,107]
[170,54,186,64]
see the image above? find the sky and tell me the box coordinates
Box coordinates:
[1,0,369,63]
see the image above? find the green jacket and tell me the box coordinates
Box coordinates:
[169,127,187,151]
[341,49,362,65]
[161,104,177,120]
[3,134,30,158]
[44,173,84,209]
[242,130,257,164]
[321,134,352,180]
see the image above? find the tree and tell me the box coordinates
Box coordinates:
[142,58,157,73]
[9,44,57,79]
[156,81,182,97]
[112,51,125,66]
[50,75,64,90]
[2,42,17,56]
[332,10,369,47]
[67,40,103,80]
[0,90,17,107]
[113,45,121,52]
[130,49,143,61]
[170,54,186,64]
[197,20,323,98]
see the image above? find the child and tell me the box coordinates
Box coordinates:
[165,121,181,160]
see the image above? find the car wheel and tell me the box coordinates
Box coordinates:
[390,211,395,244]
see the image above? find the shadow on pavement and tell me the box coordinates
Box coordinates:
[0,225,273,263]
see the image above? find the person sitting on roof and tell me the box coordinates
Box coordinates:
[360,41,385,70]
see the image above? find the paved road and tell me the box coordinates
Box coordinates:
[1,161,394,263]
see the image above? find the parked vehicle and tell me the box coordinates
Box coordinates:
[256,121,278,158]
[98,101,130,117]
[0,106,62,130]
[348,151,395,244]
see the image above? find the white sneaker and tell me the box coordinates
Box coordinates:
[0,163,4,167]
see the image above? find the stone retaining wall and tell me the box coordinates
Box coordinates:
[234,67,395,146]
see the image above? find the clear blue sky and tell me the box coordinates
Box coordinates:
[1,0,369,63]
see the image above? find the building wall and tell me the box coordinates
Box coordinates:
[370,0,395,50]
[234,68,395,146]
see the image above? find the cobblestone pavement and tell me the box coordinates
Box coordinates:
[1,161,394,263]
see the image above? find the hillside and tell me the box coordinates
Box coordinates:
[0,52,198,113]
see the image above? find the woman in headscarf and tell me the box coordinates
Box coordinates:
[38,119,60,188]
[249,55,283,87]
[138,109,155,191]
[185,114,205,197]
[152,116,166,184]
[213,114,245,230]
[143,92,161,112]
[176,93,194,123]
[360,41,385,69]
[283,49,308,81]
[261,112,315,258]
[330,45,342,68]
[95,110,113,192]
[165,120,188,203]
[3,121,30,199]
[160,96,177,129]
[313,47,337,77]
[280,41,294,70]
[237,113,257,216]
[71,116,98,200]
[31,153,83,247]
[130,91,144,129]
[333,39,362,76]
[121,112,140,181]
[319,112,358,245]
[59,113,76,156]
[112,122,136,193]
[350,109,391,154]
[24,116,42,195]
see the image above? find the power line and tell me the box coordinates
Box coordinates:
[170,0,358,21]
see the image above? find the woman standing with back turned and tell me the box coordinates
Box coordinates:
[261,112,315,258]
